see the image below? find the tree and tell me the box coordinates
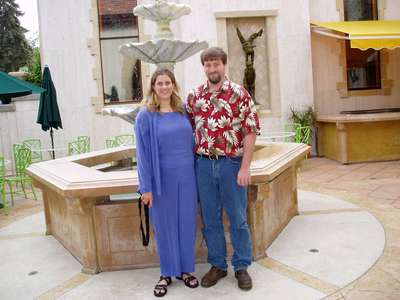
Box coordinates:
[26,47,42,85]
[0,0,32,72]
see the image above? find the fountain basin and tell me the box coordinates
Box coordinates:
[27,142,309,273]
[119,39,209,70]
[133,1,190,23]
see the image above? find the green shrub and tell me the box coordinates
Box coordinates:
[289,106,315,127]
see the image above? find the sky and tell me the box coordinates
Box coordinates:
[15,0,39,41]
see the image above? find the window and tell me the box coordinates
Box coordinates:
[343,0,381,91]
[345,43,381,90]
[343,0,378,21]
[97,0,142,104]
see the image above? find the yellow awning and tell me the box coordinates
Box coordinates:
[311,20,400,50]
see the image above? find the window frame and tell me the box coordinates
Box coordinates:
[343,0,378,21]
[344,0,381,92]
[335,0,392,98]
[345,40,382,91]
[96,0,143,106]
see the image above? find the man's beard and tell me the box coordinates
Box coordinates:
[208,73,222,84]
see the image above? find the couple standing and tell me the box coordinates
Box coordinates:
[135,47,260,297]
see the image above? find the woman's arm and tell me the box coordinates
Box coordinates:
[135,109,154,206]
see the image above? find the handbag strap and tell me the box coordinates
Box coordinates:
[138,194,150,246]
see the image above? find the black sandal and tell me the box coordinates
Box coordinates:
[154,276,172,297]
[176,272,199,288]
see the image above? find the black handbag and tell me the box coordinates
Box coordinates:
[138,193,150,246]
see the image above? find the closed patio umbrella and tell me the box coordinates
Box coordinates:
[36,66,63,159]
[0,71,45,103]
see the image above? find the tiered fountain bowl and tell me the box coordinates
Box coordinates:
[119,0,208,70]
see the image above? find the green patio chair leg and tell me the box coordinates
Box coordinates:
[4,204,9,215]
[8,181,14,207]
[20,181,28,199]
[1,188,4,207]
[1,187,8,215]
[30,183,37,201]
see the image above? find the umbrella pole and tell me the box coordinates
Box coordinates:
[50,128,55,160]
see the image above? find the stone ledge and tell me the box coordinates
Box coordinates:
[12,94,40,102]
[0,103,16,112]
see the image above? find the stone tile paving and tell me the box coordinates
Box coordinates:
[2,157,400,300]
[0,192,43,228]
[298,158,400,300]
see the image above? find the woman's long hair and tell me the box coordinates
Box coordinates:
[145,68,183,113]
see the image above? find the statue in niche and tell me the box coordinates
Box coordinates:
[131,60,143,101]
[236,27,263,105]
[243,61,256,105]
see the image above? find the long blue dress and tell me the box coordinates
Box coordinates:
[135,108,198,277]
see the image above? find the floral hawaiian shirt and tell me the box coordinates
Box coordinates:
[186,79,260,157]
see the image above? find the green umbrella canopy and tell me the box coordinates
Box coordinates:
[36,66,62,131]
[0,71,45,98]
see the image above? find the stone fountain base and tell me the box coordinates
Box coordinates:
[27,142,309,273]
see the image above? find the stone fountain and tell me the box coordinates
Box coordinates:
[28,2,310,275]
[102,0,208,122]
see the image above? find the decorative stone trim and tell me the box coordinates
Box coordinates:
[215,10,281,118]
[214,10,278,19]
[88,0,103,113]
[336,0,344,20]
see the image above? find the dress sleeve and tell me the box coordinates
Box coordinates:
[239,88,261,136]
[135,109,153,193]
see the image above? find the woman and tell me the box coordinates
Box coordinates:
[135,69,199,297]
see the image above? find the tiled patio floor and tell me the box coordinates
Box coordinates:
[298,158,400,300]
[1,157,399,299]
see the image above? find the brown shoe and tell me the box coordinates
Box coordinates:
[235,269,252,290]
[201,266,227,287]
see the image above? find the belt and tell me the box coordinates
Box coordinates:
[196,153,226,160]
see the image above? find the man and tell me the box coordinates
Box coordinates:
[186,47,260,290]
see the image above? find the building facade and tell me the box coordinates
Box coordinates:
[1,0,399,165]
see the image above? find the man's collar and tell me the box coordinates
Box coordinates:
[203,77,230,93]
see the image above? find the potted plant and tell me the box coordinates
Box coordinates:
[289,106,315,146]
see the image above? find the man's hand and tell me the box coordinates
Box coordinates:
[141,192,153,207]
[237,167,251,186]
[237,132,256,187]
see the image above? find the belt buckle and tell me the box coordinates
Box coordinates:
[210,154,218,160]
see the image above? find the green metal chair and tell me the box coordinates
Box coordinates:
[105,138,117,148]
[22,139,43,163]
[114,134,134,146]
[12,144,25,176]
[77,136,90,153]
[6,145,37,206]
[68,139,87,156]
[0,156,8,214]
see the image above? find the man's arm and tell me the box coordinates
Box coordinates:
[237,132,256,186]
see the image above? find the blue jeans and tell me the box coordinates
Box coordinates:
[196,155,252,271]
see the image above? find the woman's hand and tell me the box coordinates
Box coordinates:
[141,192,153,207]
